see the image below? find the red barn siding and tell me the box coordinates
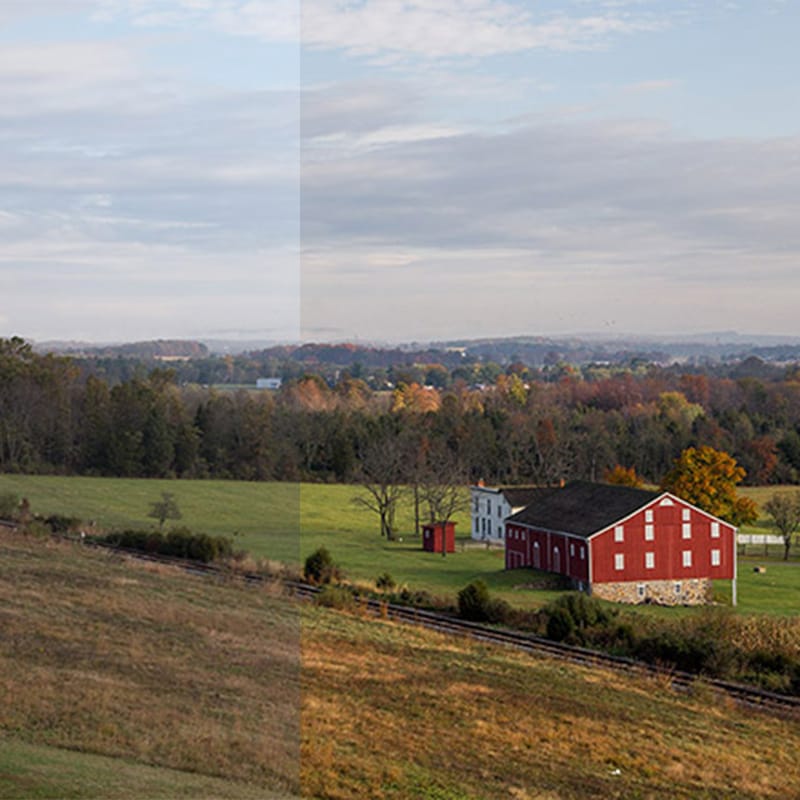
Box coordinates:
[505,524,589,581]
[591,496,735,584]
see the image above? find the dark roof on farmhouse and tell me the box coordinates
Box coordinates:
[506,481,660,538]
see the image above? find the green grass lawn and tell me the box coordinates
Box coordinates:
[1,474,798,614]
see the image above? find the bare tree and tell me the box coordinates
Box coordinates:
[418,445,469,558]
[764,491,800,561]
[352,434,406,540]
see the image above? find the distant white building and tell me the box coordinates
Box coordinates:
[256,377,282,390]
[470,484,546,542]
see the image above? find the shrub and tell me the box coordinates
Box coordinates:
[45,514,82,534]
[546,607,576,642]
[376,571,396,591]
[0,493,20,520]
[304,546,340,585]
[458,579,491,622]
[314,585,356,610]
[485,597,513,625]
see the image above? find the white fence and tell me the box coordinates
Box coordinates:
[737,534,785,545]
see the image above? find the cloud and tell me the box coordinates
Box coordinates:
[299,81,800,338]
[95,0,668,57]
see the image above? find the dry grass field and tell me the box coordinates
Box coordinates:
[3,528,800,799]
[302,608,800,799]
[0,529,300,798]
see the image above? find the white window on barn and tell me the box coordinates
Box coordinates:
[682,550,692,568]
[674,582,682,595]
[615,553,625,571]
[614,525,624,542]
[645,509,653,523]
[645,524,654,541]
[711,522,720,538]
[682,523,692,539]
[570,543,575,557]
[711,549,721,567]
[580,547,585,560]
[682,508,691,522]
[637,584,646,599]
[645,552,655,570]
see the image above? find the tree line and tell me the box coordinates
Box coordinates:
[3,337,800,487]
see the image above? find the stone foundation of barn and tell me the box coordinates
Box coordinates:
[590,578,713,606]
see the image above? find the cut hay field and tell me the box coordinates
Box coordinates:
[0,529,300,798]
[3,528,800,799]
[0,475,798,614]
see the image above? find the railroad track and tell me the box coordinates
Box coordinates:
[56,536,800,719]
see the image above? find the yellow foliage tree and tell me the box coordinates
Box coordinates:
[660,446,757,526]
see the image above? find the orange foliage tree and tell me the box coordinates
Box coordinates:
[604,465,644,488]
[660,446,757,526]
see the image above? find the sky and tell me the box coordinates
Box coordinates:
[1,0,799,344]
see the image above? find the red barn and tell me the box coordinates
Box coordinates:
[505,481,737,606]
[422,521,456,553]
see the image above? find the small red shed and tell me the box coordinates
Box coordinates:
[422,521,456,553]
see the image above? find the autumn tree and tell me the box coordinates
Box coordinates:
[660,446,758,526]
[764,491,800,560]
[604,465,644,488]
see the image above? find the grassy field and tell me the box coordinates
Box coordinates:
[0,740,277,800]
[2,528,800,799]
[0,475,798,614]
[0,530,300,798]
[303,604,800,799]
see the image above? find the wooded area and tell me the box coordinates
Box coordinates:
[3,337,800,487]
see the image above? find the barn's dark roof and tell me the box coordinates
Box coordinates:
[501,487,555,508]
[506,481,660,538]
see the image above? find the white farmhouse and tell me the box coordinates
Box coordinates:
[470,484,546,543]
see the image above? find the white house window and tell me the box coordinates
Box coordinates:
[645,509,653,523]
[682,508,691,521]
[615,553,625,571]
[499,527,504,540]
[682,550,692,568]
[487,499,491,513]
[682,523,692,539]
[645,552,655,570]
[645,524,654,541]
[614,525,624,542]
[711,549,721,566]
[497,506,501,517]
[711,522,720,538]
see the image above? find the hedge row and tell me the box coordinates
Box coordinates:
[102,527,233,563]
